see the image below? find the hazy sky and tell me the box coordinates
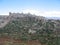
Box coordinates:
[0,0,60,17]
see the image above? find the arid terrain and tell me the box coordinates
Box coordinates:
[0,12,60,45]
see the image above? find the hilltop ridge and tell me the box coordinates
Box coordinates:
[0,12,46,28]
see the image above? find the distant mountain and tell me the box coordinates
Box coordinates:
[46,17,60,20]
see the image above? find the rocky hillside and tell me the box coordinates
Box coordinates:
[0,12,60,45]
[0,12,46,28]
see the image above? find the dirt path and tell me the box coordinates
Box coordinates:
[0,37,41,45]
